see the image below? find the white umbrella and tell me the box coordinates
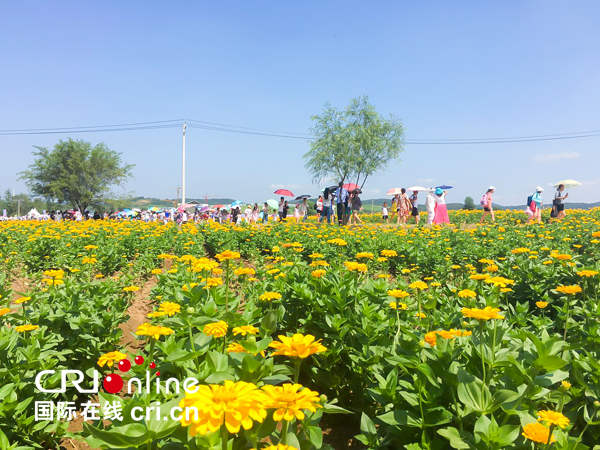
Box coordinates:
[407,186,427,191]
[554,180,582,189]
[387,188,403,196]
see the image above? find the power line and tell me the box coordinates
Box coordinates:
[1,118,599,144]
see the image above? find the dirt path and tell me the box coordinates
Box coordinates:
[63,277,157,449]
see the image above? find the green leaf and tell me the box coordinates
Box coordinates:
[535,355,567,372]
[360,412,377,435]
[457,370,491,413]
[204,371,234,383]
[437,427,470,449]
[83,422,148,448]
[378,410,421,427]
[308,425,324,448]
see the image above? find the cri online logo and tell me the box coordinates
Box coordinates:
[35,354,164,394]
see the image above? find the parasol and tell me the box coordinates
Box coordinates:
[295,195,311,200]
[554,180,582,189]
[274,189,294,197]
[435,185,453,190]
[266,199,279,209]
[407,186,427,192]
[387,188,403,196]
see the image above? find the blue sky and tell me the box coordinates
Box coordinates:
[1,1,599,206]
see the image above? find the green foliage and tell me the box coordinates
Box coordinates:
[19,139,134,212]
[464,196,476,210]
[304,96,405,187]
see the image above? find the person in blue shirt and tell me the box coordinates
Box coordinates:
[336,182,348,225]
[526,187,544,224]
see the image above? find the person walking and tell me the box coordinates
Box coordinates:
[320,189,331,224]
[425,189,436,225]
[349,191,363,224]
[293,204,301,223]
[336,182,348,225]
[408,190,420,225]
[479,186,496,223]
[526,187,544,224]
[552,184,568,220]
[381,202,389,224]
[316,195,324,222]
[397,188,411,225]
[262,202,269,224]
[300,197,309,222]
[251,203,259,223]
[282,201,289,222]
[278,197,285,222]
[433,188,450,224]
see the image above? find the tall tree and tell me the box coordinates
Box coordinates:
[19,139,134,212]
[304,96,405,188]
[463,196,476,210]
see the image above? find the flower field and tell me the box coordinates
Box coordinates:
[1,210,600,449]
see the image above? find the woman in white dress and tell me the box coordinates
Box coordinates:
[425,189,436,225]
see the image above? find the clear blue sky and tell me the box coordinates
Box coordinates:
[1,1,599,206]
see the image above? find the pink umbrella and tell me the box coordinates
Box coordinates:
[343,183,359,191]
[274,189,294,197]
[387,188,403,196]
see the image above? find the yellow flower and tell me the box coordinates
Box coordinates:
[42,278,64,286]
[81,256,97,265]
[561,380,571,390]
[15,324,39,333]
[215,250,241,261]
[151,268,162,275]
[309,260,330,267]
[409,281,428,290]
[259,292,282,302]
[311,269,327,278]
[0,308,12,317]
[95,274,105,279]
[536,301,548,309]
[424,331,437,347]
[179,380,267,435]
[258,445,298,450]
[485,264,499,272]
[511,247,530,254]
[344,261,368,273]
[388,289,409,299]
[461,306,504,321]
[522,422,555,444]
[262,383,322,421]
[415,312,426,319]
[123,285,140,293]
[469,273,490,281]
[234,267,256,276]
[191,257,220,272]
[458,289,476,299]
[83,244,98,250]
[484,277,515,288]
[269,334,327,358]
[327,238,347,246]
[43,269,64,279]
[97,351,127,368]
[204,321,228,338]
[356,252,374,259]
[577,270,599,277]
[135,323,174,340]
[380,249,397,257]
[233,325,259,336]
[500,288,513,293]
[389,302,408,310]
[15,297,31,304]
[537,410,570,429]
[157,301,180,317]
[556,285,582,295]
[308,253,324,259]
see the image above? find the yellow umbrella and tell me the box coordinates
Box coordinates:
[554,180,582,188]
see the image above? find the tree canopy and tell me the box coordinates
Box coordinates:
[19,139,134,212]
[463,196,476,210]
[303,96,405,188]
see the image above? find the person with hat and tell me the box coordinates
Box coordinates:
[526,187,544,224]
[552,184,568,220]
[479,186,496,224]
[433,188,450,224]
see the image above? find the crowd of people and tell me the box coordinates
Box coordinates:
[0,183,574,225]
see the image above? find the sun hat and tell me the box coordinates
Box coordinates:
[488,186,496,190]
[435,188,443,196]
[536,186,544,192]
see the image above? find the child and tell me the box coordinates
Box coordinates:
[382,202,389,224]
[293,204,301,223]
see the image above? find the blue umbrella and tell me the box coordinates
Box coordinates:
[230,200,244,207]
[436,185,453,190]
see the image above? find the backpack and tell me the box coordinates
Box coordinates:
[480,193,488,206]
[526,194,534,206]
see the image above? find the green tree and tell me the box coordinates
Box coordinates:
[304,96,405,188]
[464,196,476,210]
[19,139,134,212]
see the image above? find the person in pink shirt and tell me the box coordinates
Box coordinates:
[479,186,496,223]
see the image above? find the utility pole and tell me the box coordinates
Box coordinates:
[181,120,186,204]
[18,199,21,216]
